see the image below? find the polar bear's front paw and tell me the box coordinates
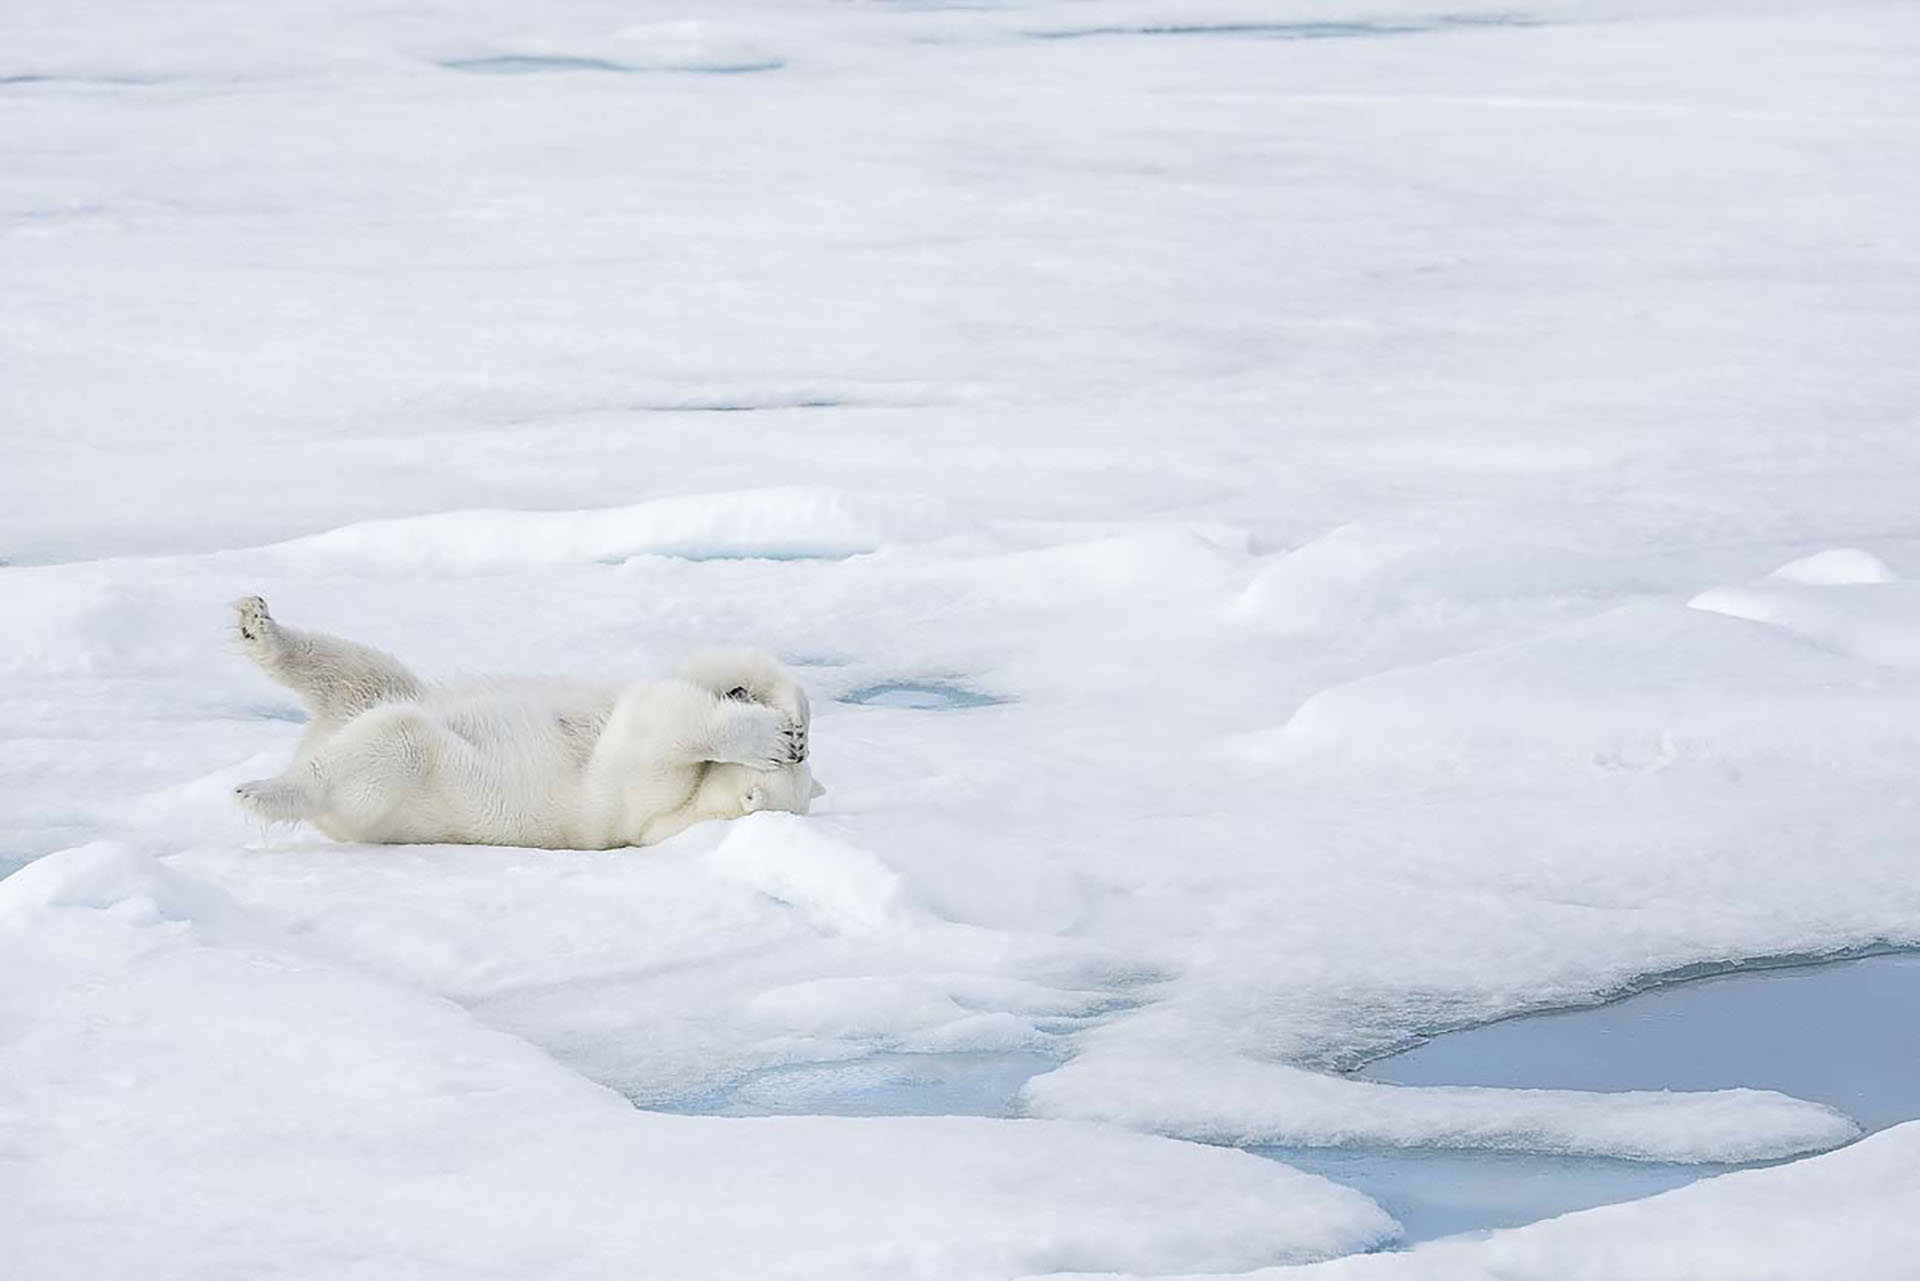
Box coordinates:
[716,704,807,769]
[233,595,283,660]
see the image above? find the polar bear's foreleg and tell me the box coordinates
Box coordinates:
[678,649,811,762]
[234,595,425,725]
[586,682,807,845]
[634,681,807,771]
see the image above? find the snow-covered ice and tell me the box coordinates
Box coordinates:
[5,0,1920,1273]
[0,844,1395,1279]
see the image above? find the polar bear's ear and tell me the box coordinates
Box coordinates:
[810,778,827,799]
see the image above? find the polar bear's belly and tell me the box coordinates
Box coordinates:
[370,696,603,847]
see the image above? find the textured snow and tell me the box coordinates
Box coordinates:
[4,0,1920,1273]
[1021,1053,1860,1162]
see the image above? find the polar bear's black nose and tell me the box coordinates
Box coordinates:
[725,686,752,701]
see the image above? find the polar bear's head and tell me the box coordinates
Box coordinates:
[678,649,827,811]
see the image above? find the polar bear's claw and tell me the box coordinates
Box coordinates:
[718,704,809,769]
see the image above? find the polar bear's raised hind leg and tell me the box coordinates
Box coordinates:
[235,774,320,825]
[234,704,467,842]
[234,595,426,724]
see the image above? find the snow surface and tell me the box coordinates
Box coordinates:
[5,0,1920,1273]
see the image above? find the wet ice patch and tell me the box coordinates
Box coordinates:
[1261,1145,1752,1245]
[1027,12,1543,42]
[685,1049,1060,1117]
[783,652,855,668]
[440,55,634,75]
[1267,950,1920,1243]
[440,53,784,76]
[226,702,305,724]
[1369,950,1920,1134]
[248,488,969,573]
[443,22,784,77]
[839,680,1005,709]
[0,71,178,88]
[636,547,853,564]
[1026,952,1910,1244]
[649,395,848,412]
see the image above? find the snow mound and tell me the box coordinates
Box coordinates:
[705,814,922,934]
[1231,524,1606,637]
[1020,1052,1859,1164]
[1690,563,1920,671]
[1766,548,1897,587]
[955,527,1249,607]
[0,572,182,675]
[255,488,971,573]
[0,840,229,927]
[610,19,785,73]
[1270,602,1920,773]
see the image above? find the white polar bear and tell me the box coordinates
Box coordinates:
[230,596,823,848]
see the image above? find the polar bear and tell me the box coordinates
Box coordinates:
[230,596,822,848]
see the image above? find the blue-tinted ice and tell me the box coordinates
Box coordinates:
[1367,950,1920,1133]
[1028,14,1543,42]
[839,681,1004,709]
[684,1051,1059,1118]
[653,951,1919,1245]
[1278,950,1920,1241]
[1254,1145,1749,1243]
[439,55,784,76]
[440,55,634,75]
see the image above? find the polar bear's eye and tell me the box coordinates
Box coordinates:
[725,685,753,701]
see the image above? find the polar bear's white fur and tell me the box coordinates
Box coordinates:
[230,596,822,848]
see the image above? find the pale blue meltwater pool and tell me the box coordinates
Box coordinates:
[668,951,1920,1245]
[838,681,1005,710]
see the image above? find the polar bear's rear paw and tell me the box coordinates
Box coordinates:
[233,595,284,662]
[715,704,807,769]
[235,776,316,824]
